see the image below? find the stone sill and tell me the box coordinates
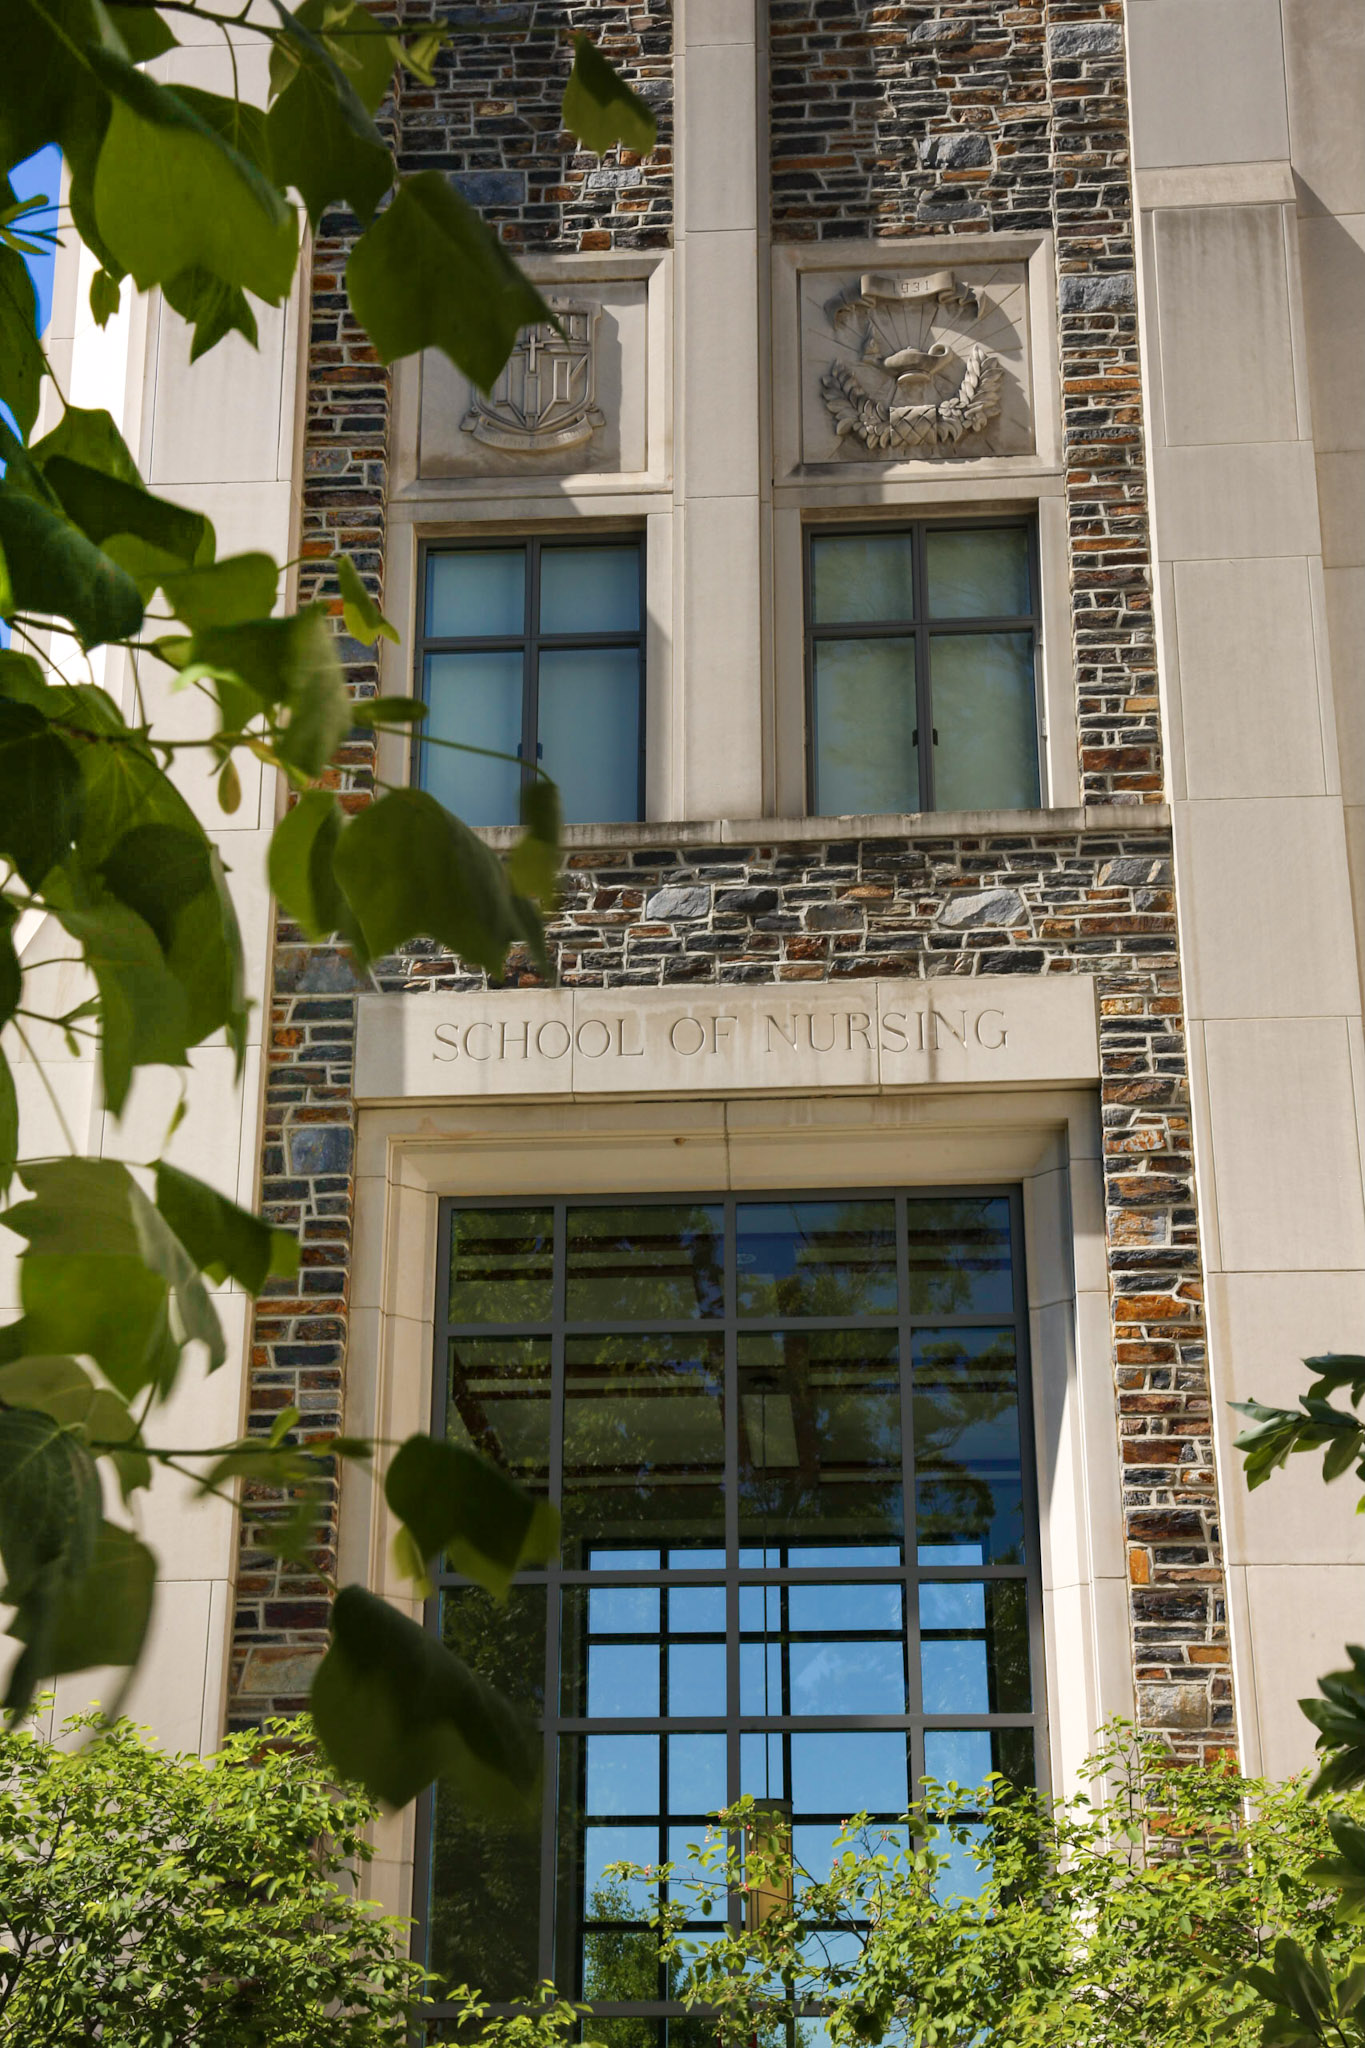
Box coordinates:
[477,803,1171,854]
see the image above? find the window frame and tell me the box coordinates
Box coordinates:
[412,1184,1048,2026]
[414,532,648,826]
[802,516,1044,818]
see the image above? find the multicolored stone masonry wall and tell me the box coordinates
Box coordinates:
[231,828,1232,1764]
[396,0,672,249]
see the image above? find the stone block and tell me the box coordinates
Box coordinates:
[287,1122,354,1178]
[919,132,992,170]
[1059,271,1136,312]
[940,888,1025,929]
[646,885,711,920]
[451,170,526,207]
[1049,23,1121,58]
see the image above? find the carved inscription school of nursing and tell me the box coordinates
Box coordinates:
[354,981,1100,1102]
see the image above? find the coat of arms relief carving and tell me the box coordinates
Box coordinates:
[460,299,605,454]
[797,259,1033,465]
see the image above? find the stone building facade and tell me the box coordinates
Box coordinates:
[40,0,1365,2010]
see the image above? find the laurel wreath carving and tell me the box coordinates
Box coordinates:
[821,343,1005,452]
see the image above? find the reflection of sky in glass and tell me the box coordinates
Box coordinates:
[589,1644,660,1718]
[669,1585,724,1631]
[669,1734,726,1814]
[669,1643,725,1715]
[930,1821,991,1904]
[923,1728,993,1789]
[590,1586,660,1632]
[735,1201,897,1317]
[584,1825,657,1916]
[790,1733,908,1815]
[587,1735,658,1815]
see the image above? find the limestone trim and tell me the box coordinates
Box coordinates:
[341,1087,1131,1916]
[468,802,1173,853]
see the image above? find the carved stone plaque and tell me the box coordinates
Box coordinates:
[798,259,1034,465]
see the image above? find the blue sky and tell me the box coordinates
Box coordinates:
[11,144,61,336]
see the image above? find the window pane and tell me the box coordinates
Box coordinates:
[446,1337,551,1495]
[922,1726,1034,1797]
[427,1586,544,2001]
[567,1205,724,1320]
[422,649,522,826]
[929,631,1040,811]
[540,545,640,634]
[907,1196,1015,1316]
[562,1583,726,1717]
[735,1200,897,1317]
[449,1206,553,1323]
[812,638,918,815]
[789,1731,908,1815]
[924,528,1030,619]
[738,1329,903,1547]
[919,1579,1031,1714]
[426,547,525,638]
[913,1327,1024,1566]
[811,532,914,623]
[537,646,640,823]
[564,1335,725,1556]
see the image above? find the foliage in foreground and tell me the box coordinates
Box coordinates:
[605,1733,1364,2048]
[0,0,656,1814]
[0,1707,428,2046]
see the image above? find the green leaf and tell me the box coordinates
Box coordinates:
[35,1518,156,1675]
[99,821,214,953]
[0,483,143,648]
[275,0,399,116]
[2,1159,226,1399]
[351,695,426,725]
[310,1583,541,1811]
[0,242,44,436]
[0,1354,149,1495]
[347,170,553,389]
[27,402,143,488]
[264,12,394,227]
[40,456,213,595]
[0,1404,102,1715]
[161,264,258,361]
[2,0,112,199]
[184,605,350,777]
[336,553,399,645]
[53,899,191,1112]
[0,1042,16,1202]
[385,1435,559,1601]
[562,34,657,155]
[160,552,279,631]
[1303,1647,1365,1795]
[506,775,562,912]
[154,1161,300,1294]
[89,264,121,325]
[333,785,535,974]
[105,0,179,60]
[0,696,83,887]
[267,787,352,943]
[91,54,297,305]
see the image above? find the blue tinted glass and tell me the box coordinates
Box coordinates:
[537,646,640,823]
[741,1732,786,1799]
[786,1544,902,1569]
[923,1729,994,1792]
[668,1585,724,1633]
[919,1580,1031,1714]
[587,1735,659,1815]
[540,545,640,633]
[789,1641,906,1716]
[790,1732,907,1816]
[589,1550,661,1572]
[421,649,522,826]
[919,1582,985,1631]
[668,1734,726,1814]
[913,1327,1023,1565]
[739,1641,783,1714]
[812,638,918,816]
[427,549,525,637]
[584,1824,657,1917]
[590,1587,661,1633]
[588,1643,660,1718]
[787,1583,903,1632]
[666,1823,714,1900]
[739,1585,781,1631]
[670,1549,726,1571]
[668,1644,725,1715]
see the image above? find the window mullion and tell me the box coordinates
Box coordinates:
[913,522,934,813]
[524,537,541,800]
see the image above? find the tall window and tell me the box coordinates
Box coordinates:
[806,521,1041,818]
[416,537,645,828]
[419,1191,1044,2038]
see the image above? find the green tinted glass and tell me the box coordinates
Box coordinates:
[811,531,915,623]
[449,1206,553,1322]
[562,1334,725,1556]
[924,527,1030,619]
[566,1205,724,1320]
[445,1336,551,1495]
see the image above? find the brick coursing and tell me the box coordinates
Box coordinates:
[229,0,1234,1765]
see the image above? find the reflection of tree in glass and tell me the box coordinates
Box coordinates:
[738,1329,903,1549]
[566,1206,725,1321]
[736,1201,897,1319]
[428,1585,545,2000]
[906,1197,1012,1317]
[912,1330,1023,1564]
[446,1337,553,1491]
[561,1334,726,1559]
[583,1880,659,2045]
[449,1207,555,1324]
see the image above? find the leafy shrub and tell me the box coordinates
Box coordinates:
[0,1709,427,2045]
